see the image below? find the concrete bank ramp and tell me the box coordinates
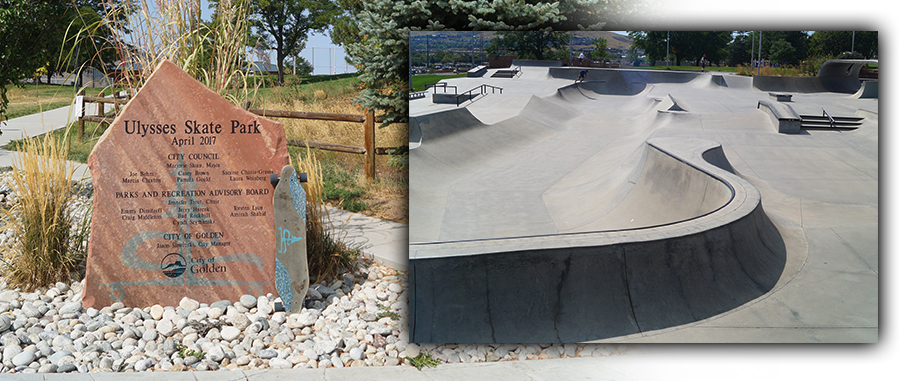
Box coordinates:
[410,137,786,343]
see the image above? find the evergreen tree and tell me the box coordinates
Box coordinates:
[346,0,609,127]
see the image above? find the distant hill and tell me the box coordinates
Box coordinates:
[574,32,633,50]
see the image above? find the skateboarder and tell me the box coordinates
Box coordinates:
[578,52,585,66]
[576,69,587,83]
[701,54,707,72]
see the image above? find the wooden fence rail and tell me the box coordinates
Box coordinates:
[245,103,381,181]
[76,96,393,182]
[75,89,128,140]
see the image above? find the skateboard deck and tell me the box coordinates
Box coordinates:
[272,165,309,313]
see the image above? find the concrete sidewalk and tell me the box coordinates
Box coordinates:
[0,104,91,180]
[0,356,651,380]
[327,207,408,270]
[0,347,890,380]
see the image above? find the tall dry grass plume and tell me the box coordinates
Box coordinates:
[273,95,408,184]
[105,0,255,103]
[1,134,90,291]
[291,148,357,282]
[736,64,808,77]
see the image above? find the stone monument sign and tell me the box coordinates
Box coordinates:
[83,60,289,308]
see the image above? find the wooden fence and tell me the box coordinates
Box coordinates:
[75,95,392,182]
[74,89,127,140]
[242,101,384,182]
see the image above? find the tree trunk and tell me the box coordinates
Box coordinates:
[277,49,285,85]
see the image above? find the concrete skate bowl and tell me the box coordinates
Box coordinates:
[549,67,752,89]
[752,59,877,94]
[410,115,787,342]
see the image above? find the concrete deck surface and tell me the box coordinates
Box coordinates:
[409,64,877,343]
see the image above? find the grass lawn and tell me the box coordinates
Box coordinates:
[410,74,467,92]
[2,84,121,121]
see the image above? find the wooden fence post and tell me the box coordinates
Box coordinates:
[77,89,85,141]
[364,109,375,182]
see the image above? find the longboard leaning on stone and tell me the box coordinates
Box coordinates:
[272,165,309,313]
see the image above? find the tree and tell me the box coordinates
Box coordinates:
[727,32,753,66]
[627,45,643,66]
[330,0,362,48]
[808,31,877,59]
[64,2,125,88]
[591,37,608,62]
[769,39,795,66]
[485,31,570,61]
[1,0,69,123]
[629,31,730,66]
[251,0,338,84]
[344,1,651,128]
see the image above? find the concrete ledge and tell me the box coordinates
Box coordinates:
[410,138,786,343]
[433,93,477,104]
[467,65,487,77]
[757,100,801,133]
[512,60,562,67]
[768,92,793,102]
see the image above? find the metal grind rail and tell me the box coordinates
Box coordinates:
[425,82,457,94]
[456,84,504,107]
[797,107,864,130]
[822,107,835,128]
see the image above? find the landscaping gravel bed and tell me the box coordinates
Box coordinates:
[0,175,625,374]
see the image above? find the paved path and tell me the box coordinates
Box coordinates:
[0,346,892,380]
[0,104,91,179]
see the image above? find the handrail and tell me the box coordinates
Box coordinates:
[455,84,504,107]
[424,82,457,94]
[822,107,835,128]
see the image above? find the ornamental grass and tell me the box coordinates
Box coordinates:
[1,134,90,291]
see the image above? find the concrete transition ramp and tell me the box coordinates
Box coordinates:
[410,137,786,343]
[854,80,878,99]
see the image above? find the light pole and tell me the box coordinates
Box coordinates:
[409,34,412,89]
[757,31,762,75]
[750,32,754,72]
[666,31,670,69]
